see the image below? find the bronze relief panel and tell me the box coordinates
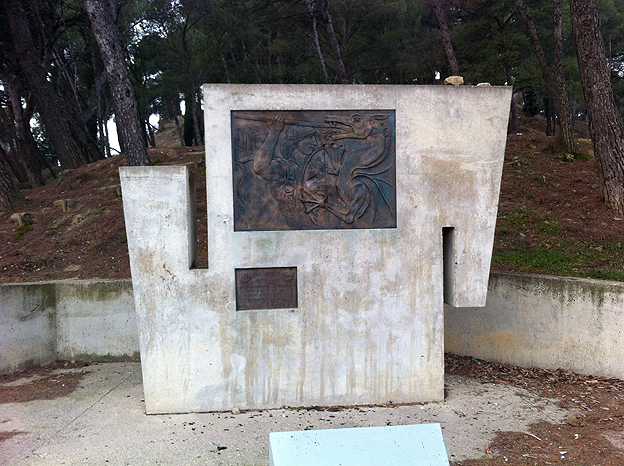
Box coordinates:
[232,110,396,231]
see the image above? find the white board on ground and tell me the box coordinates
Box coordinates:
[269,423,449,466]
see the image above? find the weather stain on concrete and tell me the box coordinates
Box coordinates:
[0,430,26,443]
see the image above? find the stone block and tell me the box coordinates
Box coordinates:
[100,185,122,198]
[443,76,464,86]
[10,212,33,226]
[53,200,67,211]
[53,199,78,212]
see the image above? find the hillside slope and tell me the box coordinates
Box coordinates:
[1,118,622,283]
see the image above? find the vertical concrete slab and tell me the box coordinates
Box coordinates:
[121,84,510,413]
[0,283,56,374]
[120,166,198,413]
[269,424,449,466]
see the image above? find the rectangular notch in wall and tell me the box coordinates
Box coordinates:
[187,170,198,269]
[188,168,209,270]
[443,227,455,306]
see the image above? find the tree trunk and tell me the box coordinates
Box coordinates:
[505,64,519,134]
[514,0,560,116]
[103,109,112,157]
[179,20,204,147]
[166,99,185,146]
[315,0,349,84]
[183,95,194,146]
[0,146,27,212]
[0,144,28,184]
[6,76,44,187]
[94,67,109,158]
[190,88,203,146]
[544,97,554,136]
[147,121,156,147]
[570,0,624,216]
[431,0,459,76]
[508,97,520,135]
[38,150,57,179]
[304,0,330,83]
[174,115,184,147]
[85,0,151,166]
[0,91,33,184]
[553,0,576,154]
[5,0,91,169]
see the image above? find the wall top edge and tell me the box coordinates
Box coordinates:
[202,83,512,91]
[120,166,189,174]
[491,271,624,288]
[0,279,133,288]
[2,274,622,289]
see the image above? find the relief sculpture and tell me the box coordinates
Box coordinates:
[232,110,396,231]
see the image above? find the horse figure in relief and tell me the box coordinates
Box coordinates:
[301,112,395,227]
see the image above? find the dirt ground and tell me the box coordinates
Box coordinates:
[493,117,624,279]
[0,361,89,404]
[0,143,207,282]
[446,354,624,465]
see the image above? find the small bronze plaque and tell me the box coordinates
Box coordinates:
[235,267,297,311]
[232,110,396,231]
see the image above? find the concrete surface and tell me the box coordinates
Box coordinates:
[0,283,56,374]
[120,84,511,413]
[0,362,574,466]
[0,280,137,374]
[55,281,138,362]
[446,273,624,380]
[269,424,449,466]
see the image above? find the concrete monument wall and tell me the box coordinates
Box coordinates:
[120,84,511,414]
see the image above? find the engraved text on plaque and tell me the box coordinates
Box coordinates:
[235,267,298,311]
